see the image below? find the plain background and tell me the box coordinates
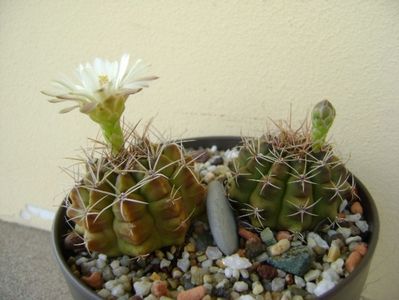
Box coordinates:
[1,1,398,298]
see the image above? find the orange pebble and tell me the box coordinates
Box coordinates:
[345,251,362,273]
[354,242,368,256]
[276,231,292,241]
[350,202,363,215]
[151,280,168,297]
[81,272,103,289]
[177,285,207,300]
[237,248,246,257]
[238,227,261,242]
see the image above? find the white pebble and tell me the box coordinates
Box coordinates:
[113,266,129,277]
[304,269,321,282]
[331,258,344,275]
[104,280,117,290]
[355,220,369,233]
[322,268,340,283]
[96,259,106,269]
[216,278,229,289]
[203,172,215,183]
[307,232,329,249]
[240,269,249,279]
[143,295,158,300]
[110,260,120,270]
[210,145,217,153]
[339,200,348,213]
[314,279,336,296]
[75,257,88,266]
[337,227,352,239]
[222,254,252,270]
[238,296,255,300]
[277,269,286,278]
[271,277,285,292]
[201,259,213,268]
[306,282,317,294]
[252,281,264,295]
[345,236,362,245]
[97,288,110,298]
[233,281,249,292]
[345,213,361,222]
[177,258,190,272]
[98,254,107,261]
[120,255,130,267]
[206,246,223,260]
[172,269,183,279]
[166,252,174,260]
[160,259,171,269]
[268,239,291,256]
[294,276,306,288]
[111,284,125,297]
[133,280,152,297]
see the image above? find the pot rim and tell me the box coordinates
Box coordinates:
[51,135,380,300]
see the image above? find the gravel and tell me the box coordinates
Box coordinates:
[63,145,371,300]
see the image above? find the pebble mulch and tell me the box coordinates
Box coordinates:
[64,146,370,300]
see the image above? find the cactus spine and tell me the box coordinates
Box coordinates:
[227,100,354,232]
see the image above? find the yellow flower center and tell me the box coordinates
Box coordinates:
[98,75,109,86]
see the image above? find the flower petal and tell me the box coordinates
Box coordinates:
[59,105,80,113]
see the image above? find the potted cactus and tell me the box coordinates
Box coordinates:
[47,54,378,300]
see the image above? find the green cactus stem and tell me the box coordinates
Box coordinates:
[311,100,336,153]
[227,101,354,232]
[66,130,207,256]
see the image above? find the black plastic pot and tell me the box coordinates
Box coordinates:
[51,136,379,300]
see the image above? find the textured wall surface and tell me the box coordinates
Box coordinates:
[0,1,398,298]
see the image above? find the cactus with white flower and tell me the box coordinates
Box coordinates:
[44,55,206,256]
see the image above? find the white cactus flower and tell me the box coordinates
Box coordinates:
[42,54,158,114]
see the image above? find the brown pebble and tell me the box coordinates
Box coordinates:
[151,280,168,297]
[345,251,362,273]
[128,296,143,300]
[256,264,278,280]
[64,232,85,252]
[354,243,368,256]
[190,150,210,163]
[276,231,292,241]
[264,291,273,300]
[177,285,207,300]
[238,227,261,242]
[350,202,364,215]
[237,248,246,257]
[285,274,294,285]
[81,272,103,289]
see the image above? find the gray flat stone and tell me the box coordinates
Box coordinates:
[265,246,313,276]
[206,180,238,255]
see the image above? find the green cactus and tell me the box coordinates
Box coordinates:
[227,100,354,232]
[66,134,206,256]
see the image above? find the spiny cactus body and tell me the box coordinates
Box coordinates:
[66,132,206,257]
[227,100,355,232]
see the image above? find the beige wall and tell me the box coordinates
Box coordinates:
[1,0,398,298]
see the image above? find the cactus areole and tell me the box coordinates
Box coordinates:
[227,100,354,232]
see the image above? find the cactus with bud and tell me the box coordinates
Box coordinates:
[227,100,355,232]
[44,55,206,256]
